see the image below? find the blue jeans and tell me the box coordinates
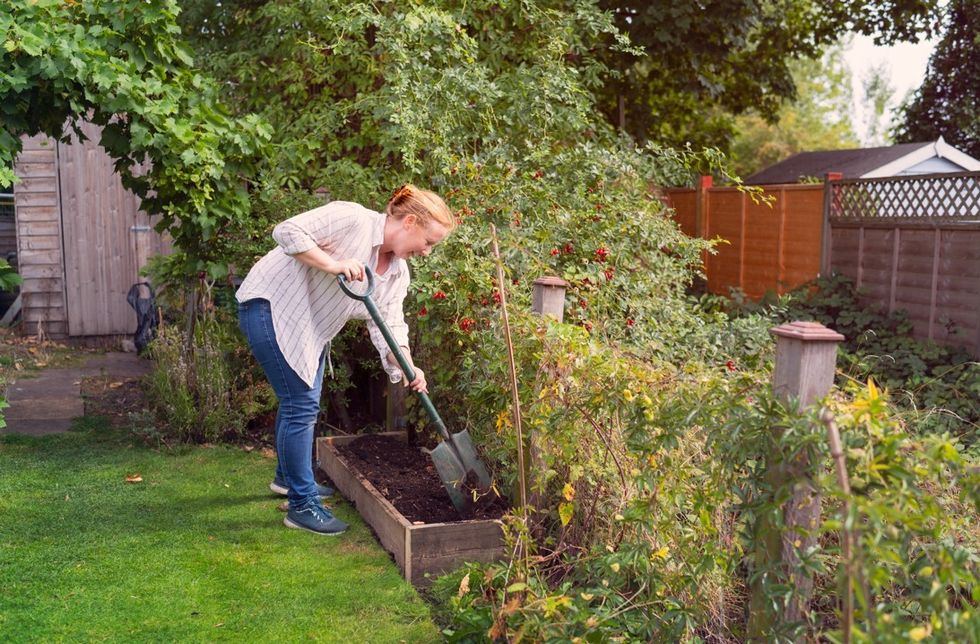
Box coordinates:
[238,298,326,508]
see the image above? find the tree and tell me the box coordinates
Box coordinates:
[861,62,897,146]
[893,0,980,156]
[729,43,860,178]
[0,0,270,267]
[595,0,941,152]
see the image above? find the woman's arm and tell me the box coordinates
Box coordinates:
[290,246,365,282]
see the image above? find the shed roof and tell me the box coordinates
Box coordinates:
[743,137,980,184]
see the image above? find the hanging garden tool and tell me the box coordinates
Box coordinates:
[337,267,492,515]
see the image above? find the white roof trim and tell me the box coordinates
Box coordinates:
[935,136,980,170]
[861,137,980,178]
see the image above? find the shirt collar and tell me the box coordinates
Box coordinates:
[370,211,404,279]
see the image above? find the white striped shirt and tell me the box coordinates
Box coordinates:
[236,201,411,388]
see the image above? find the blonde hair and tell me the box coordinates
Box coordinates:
[385,184,456,231]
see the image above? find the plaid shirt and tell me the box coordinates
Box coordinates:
[236,201,410,387]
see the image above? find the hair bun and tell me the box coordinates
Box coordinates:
[392,184,413,202]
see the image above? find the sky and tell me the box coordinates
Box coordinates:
[844,34,938,145]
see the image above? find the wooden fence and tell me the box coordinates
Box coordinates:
[665,178,825,299]
[828,172,980,356]
[666,171,980,357]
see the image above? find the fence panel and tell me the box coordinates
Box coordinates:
[666,183,824,298]
[829,172,980,356]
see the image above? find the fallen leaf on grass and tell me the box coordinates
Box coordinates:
[260,447,275,459]
[125,474,143,483]
[243,445,255,452]
[108,381,124,389]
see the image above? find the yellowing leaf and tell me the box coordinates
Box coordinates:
[457,573,470,598]
[562,483,575,501]
[652,546,670,560]
[610,562,620,572]
[558,502,574,526]
[867,377,879,400]
[908,626,930,641]
[918,566,934,577]
[506,582,527,593]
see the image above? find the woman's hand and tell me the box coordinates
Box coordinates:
[327,257,365,282]
[405,366,427,393]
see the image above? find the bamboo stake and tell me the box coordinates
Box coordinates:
[821,408,854,644]
[489,225,529,519]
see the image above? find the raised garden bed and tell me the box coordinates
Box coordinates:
[316,432,506,586]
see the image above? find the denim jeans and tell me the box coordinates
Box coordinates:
[238,298,326,507]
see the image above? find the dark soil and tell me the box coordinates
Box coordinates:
[335,434,508,524]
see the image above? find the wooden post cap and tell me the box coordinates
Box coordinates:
[533,276,569,288]
[770,321,844,342]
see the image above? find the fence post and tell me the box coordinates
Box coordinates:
[820,172,842,276]
[748,321,844,637]
[695,175,712,240]
[528,276,568,519]
[532,276,569,322]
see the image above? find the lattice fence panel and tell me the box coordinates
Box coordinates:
[830,171,980,221]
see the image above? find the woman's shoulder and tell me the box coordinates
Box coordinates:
[321,200,380,216]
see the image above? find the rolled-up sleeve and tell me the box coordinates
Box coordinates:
[272,204,361,255]
[367,270,411,383]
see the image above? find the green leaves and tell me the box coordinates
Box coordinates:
[2,0,271,266]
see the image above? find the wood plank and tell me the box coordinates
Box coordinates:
[18,264,63,279]
[21,277,64,293]
[10,192,58,208]
[316,435,409,574]
[18,221,61,237]
[16,249,62,264]
[18,236,61,251]
[13,149,57,163]
[12,205,60,222]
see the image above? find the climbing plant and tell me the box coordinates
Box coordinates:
[0,0,271,268]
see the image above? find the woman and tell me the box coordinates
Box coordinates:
[237,185,455,535]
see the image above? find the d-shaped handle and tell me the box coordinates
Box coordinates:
[336,265,376,301]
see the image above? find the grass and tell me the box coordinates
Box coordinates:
[0,416,441,643]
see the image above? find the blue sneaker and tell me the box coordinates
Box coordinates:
[270,479,335,498]
[284,498,348,536]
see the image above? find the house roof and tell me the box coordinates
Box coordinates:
[743,138,980,184]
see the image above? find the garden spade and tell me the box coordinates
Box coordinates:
[337,267,492,515]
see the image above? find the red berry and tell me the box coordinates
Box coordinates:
[433,291,447,300]
[419,306,428,316]
[726,360,736,372]
[626,318,635,327]
[563,242,574,254]
[595,247,608,261]
[604,267,615,281]
[492,291,502,304]
[550,248,560,256]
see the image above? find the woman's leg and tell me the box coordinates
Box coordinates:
[238,299,324,508]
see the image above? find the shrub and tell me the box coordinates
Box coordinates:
[144,315,274,444]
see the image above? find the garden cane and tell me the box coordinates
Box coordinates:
[337,267,492,515]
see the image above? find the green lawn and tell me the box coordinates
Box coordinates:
[0,418,440,642]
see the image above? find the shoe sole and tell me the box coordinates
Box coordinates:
[283,516,347,536]
[270,481,334,498]
[269,481,289,496]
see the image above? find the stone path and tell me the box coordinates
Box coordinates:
[2,352,150,436]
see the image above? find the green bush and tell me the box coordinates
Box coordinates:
[430,328,980,641]
[144,315,275,444]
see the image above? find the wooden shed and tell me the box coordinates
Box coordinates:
[11,121,171,339]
